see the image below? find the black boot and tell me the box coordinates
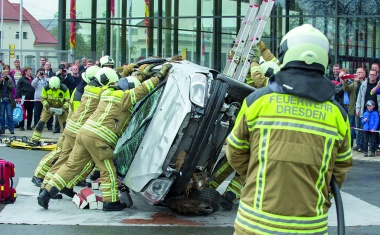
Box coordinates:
[90,170,100,180]
[103,201,127,211]
[220,191,237,211]
[32,176,43,187]
[60,187,76,198]
[39,187,63,200]
[37,187,59,209]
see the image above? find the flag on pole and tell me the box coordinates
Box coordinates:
[145,0,150,46]
[110,0,115,17]
[128,0,132,48]
[69,0,76,48]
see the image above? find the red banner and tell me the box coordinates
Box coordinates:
[69,0,76,48]
[145,0,150,46]
[110,0,115,17]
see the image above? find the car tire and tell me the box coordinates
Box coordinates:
[216,74,256,103]
[168,188,221,216]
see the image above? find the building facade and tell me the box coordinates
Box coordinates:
[59,0,380,74]
[0,0,59,70]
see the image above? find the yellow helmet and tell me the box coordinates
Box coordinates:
[49,76,61,90]
[95,67,120,86]
[82,66,101,83]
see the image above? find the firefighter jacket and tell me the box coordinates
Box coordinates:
[65,84,107,138]
[226,73,352,234]
[68,79,88,117]
[247,61,268,88]
[81,77,160,148]
[40,84,70,110]
[246,49,278,88]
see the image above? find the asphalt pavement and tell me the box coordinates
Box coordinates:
[0,133,379,235]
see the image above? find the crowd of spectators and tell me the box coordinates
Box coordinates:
[0,56,98,135]
[331,62,380,157]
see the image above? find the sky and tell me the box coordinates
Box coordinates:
[8,0,58,20]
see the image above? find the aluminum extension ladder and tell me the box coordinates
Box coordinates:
[223,0,275,82]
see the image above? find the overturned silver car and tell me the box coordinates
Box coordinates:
[114,59,254,215]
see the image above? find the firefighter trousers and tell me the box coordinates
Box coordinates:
[209,155,245,199]
[33,134,65,180]
[45,132,119,203]
[41,133,94,189]
[31,109,68,141]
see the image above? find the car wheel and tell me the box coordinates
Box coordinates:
[168,188,221,216]
[216,74,256,103]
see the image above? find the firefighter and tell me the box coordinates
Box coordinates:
[37,63,172,211]
[29,76,70,146]
[32,66,101,188]
[226,24,352,234]
[210,50,280,211]
[99,55,115,69]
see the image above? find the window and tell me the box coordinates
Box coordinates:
[15,32,27,39]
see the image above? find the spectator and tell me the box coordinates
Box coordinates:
[356,68,379,152]
[16,66,35,131]
[70,65,81,90]
[9,59,24,84]
[0,69,16,134]
[40,57,47,68]
[371,62,380,80]
[3,64,16,99]
[79,57,87,72]
[86,59,94,67]
[32,68,49,127]
[361,100,379,157]
[343,69,363,151]
[56,64,74,94]
[44,62,54,78]
[95,60,100,67]
[329,64,341,82]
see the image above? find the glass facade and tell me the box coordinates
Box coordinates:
[60,0,380,74]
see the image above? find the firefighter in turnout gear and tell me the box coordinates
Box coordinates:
[38,64,172,211]
[210,43,280,211]
[29,76,70,146]
[99,55,115,68]
[226,24,352,234]
[38,66,105,194]
[32,66,101,189]
[246,41,279,88]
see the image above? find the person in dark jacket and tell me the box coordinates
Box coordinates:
[0,69,16,134]
[16,66,35,131]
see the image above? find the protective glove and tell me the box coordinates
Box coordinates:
[137,64,150,72]
[227,51,235,60]
[259,41,267,53]
[43,103,50,110]
[156,64,172,81]
[170,55,182,62]
[251,45,261,63]
[121,63,138,77]
[141,63,159,81]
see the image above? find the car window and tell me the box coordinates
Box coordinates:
[114,85,164,176]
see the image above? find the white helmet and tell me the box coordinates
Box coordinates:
[49,76,61,89]
[82,66,101,83]
[117,76,141,91]
[100,56,115,68]
[94,67,120,86]
[260,61,280,77]
[278,24,330,72]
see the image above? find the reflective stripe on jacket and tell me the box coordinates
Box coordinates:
[65,85,107,136]
[40,84,70,109]
[226,86,352,234]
